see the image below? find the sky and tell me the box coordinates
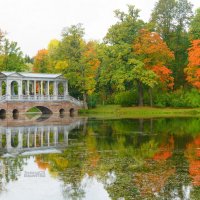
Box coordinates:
[0,0,199,57]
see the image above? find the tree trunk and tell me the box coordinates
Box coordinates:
[83,93,88,109]
[149,88,153,107]
[137,80,143,107]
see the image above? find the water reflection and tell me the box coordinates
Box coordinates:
[1,117,200,199]
[0,115,84,157]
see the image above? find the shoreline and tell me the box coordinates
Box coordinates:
[79,105,200,118]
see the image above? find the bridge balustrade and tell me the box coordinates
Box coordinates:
[0,72,83,107]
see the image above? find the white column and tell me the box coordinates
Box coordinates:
[27,128,30,148]
[53,81,57,100]
[34,80,36,99]
[18,80,22,99]
[27,80,30,95]
[41,81,43,96]
[18,129,23,149]
[47,127,50,147]
[41,127,43,147]
[6,80,11,100]
[34,129,37,147]
[47,81,49,95]
[54,127,58,146]
[23,81,26,95]
[66,80,69,95]
[64,127,69,146]
[6,129,12,150]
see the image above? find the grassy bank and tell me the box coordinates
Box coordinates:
[79,105,200,118]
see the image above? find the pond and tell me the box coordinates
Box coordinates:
[0,116,200,200]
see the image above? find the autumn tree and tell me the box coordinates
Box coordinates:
[128,59,158,106]
[55,24,100,108]
[133,29,174,106]
[184,40,200,89]
[150,0,193,86]
[33,49,49,73]
[47,39,60,73]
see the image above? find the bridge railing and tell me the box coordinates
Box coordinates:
[0,94,84,107]
[0,95,6,102]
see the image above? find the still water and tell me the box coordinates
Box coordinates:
[0,115,200,200]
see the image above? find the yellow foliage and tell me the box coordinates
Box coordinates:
[55,60,69,72]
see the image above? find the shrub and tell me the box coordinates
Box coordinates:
[114,90,137,107]
[154,89,200,108]
[87,94,99,108]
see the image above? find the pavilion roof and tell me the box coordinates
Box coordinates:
[0,72,63,79]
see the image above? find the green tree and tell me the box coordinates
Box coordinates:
[97,5,145,104]
[104,5,144,45]
[128,59,158,106]
[150,0,193,87]
[55,24,100,108]
[33,49,49,73]
[189,8,200,40]
[150,0,176,43]
[0,39,26,72]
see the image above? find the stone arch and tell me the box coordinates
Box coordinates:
[0,109,6,119]
[69,108,75,117]
[13,109,19,119]
[34,106,53,115]
[59,108,65,118]
[11,81,19,95]
[59,108,65,115]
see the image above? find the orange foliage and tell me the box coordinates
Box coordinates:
[133,29,174,67]
[85,130,100,176]
[185,136,200,186]
[153,136,174,161]
[134,162,175,197]
[83,41,100,73]
[185,40,200,89]
[133,29,174,89]
[152,66,174,90]
[35,156,49,170]
[33,49,49,72]
[134,137,175,197]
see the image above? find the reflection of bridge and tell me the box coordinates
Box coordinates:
[0,117,85,156]
[0,72,83,118]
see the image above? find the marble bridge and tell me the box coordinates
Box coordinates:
[0,72,83,118]
[0,117,84,156]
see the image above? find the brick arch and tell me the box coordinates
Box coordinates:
[35,106,53,114]
[2,101,80,119]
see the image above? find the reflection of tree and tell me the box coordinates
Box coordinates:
[153,136,174,161]
[185,136,200,186]
[34,125,87,200]
[34,118,200,200]
[134,161,175,198]
[0,157,27,193]
[35,145,86,199]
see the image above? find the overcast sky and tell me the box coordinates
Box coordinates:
[0,0,199,57]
